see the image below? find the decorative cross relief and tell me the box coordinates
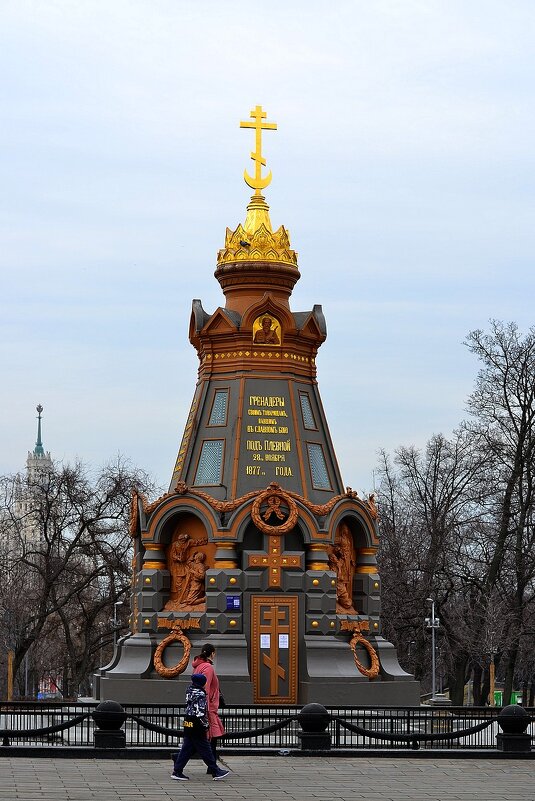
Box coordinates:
[245,533,303,588]
[261,604,287,696]
[251,595,298,703]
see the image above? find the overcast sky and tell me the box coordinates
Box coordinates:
[2,1,534,495]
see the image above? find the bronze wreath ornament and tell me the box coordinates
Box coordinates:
[349,628,380,679]
[153,626,191,679]
[251,485,299,535]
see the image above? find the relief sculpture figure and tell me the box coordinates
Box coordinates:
[181,552,208,607]
[165,531,208,611]
[329,522,357,614]
[329,548,353,611]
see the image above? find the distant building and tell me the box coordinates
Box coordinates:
[11,404,53,554]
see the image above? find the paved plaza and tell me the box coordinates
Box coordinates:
[0,755,534,801]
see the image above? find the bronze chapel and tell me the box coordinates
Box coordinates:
[95,106,419,705]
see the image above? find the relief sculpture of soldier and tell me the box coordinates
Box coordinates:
[165,532,208,611]
[181,552,208,607]
[329,522,357,614]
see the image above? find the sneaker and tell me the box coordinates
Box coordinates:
[213,768,230,781]
[171,772,189,781]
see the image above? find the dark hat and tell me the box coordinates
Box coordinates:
[191,673,207,688]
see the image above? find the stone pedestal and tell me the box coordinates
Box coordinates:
[496,733,531,753]
[91,700,127,750]
[97,631,421,705]
[298,731,331,750]
[300,635,420,706]
[297,703,332,751]
[97,632,255,704]
[496,704,531,753]
[94,729,126,749]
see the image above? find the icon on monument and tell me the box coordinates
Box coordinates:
[252,314,281,345]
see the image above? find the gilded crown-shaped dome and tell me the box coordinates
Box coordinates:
[217,193,298,267]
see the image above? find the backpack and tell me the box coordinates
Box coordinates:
[183,686,209,733]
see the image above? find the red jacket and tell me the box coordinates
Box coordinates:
[191,656,225,738]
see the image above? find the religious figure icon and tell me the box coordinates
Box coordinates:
[329,521,357,614]
[253,314,281,345]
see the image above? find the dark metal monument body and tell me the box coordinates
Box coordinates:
[95,106,419,705]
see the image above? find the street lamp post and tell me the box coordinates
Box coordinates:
[425,598,440,702]
[489,631,497,707]
[113,601,124,649]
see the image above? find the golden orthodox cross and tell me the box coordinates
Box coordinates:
[240,105,277,194]
[245,533,303,588]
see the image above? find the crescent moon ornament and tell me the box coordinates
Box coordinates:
[244,168,272,191]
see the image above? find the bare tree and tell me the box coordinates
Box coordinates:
[377,321,535,706]
[465,321,535,704]
[377,431,489,703]
[0,456,154,698]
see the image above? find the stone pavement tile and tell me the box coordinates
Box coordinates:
[1,756,535,801]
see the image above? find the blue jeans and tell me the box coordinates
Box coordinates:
[174,732,219,774]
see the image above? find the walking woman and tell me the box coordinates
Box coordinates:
[192,644,227,770]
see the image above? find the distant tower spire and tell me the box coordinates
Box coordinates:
[34,404,45,456]
[26,404,52,481]
[16,405,53,543]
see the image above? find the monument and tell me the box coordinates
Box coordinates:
[96,106,419,705]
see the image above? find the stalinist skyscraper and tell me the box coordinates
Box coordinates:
[12,405,53,553]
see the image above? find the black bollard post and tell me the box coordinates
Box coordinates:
[92,700,127,749]
[297,703,332,751]
[496,704,531,753]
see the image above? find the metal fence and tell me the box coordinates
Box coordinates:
[0,702,95,747]
[0,701,533,751]
[330,706,502,750]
